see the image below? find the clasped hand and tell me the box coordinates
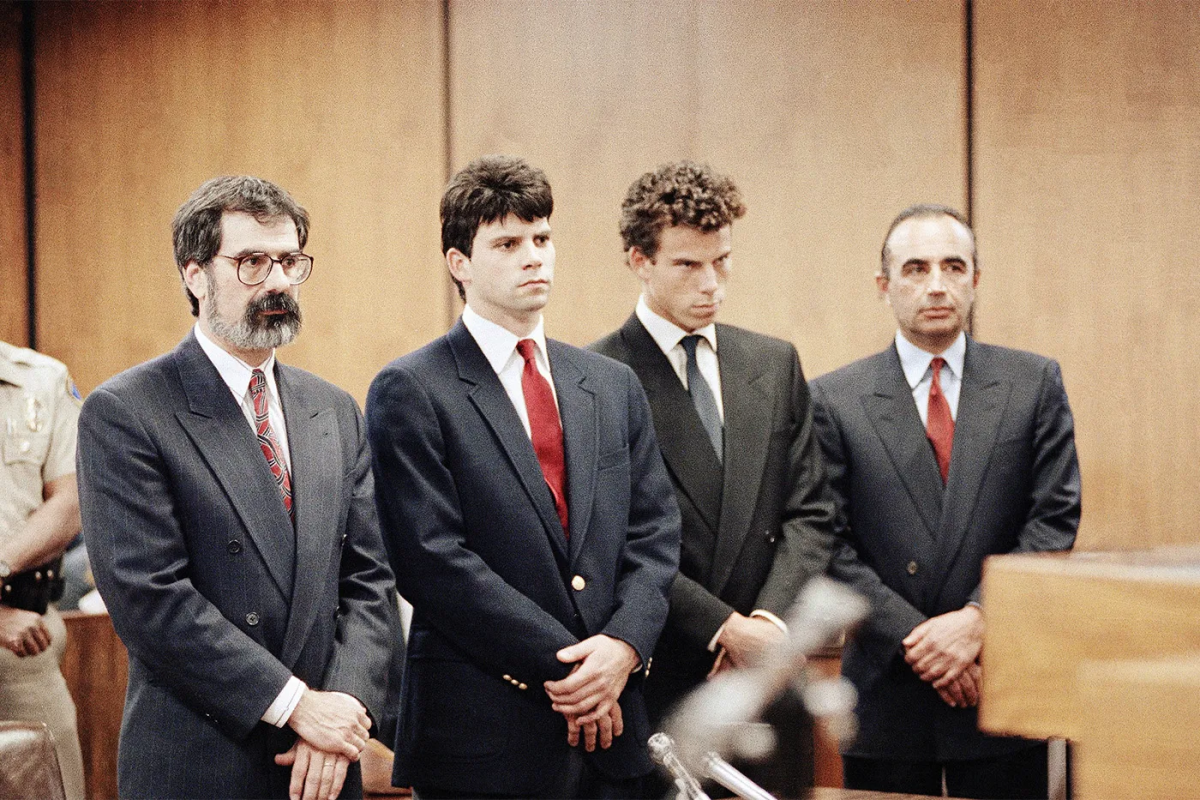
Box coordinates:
[544,634,638,752]
[278,689,370,800]
[902,605,984,708]
[0,606,51,658]
[708,613,786,677]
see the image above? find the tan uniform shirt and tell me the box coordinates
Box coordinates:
[0,340,85,800]
[0,339,80,543]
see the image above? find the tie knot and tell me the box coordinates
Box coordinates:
[930,357,946,374]
[250,368,267,396]
[680,334,702,361]
[516,339,538,364]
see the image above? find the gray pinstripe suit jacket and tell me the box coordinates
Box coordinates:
[78,332,398,799]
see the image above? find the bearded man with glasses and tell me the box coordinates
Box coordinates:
[76,176,398,800]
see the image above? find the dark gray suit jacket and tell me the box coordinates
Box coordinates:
[591,316,836,717]
[367,319,680,796]
[77,332,398,799]
[810,337,1081,762]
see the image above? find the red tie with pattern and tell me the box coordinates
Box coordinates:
[516,339,568,537]
[926,356,954,484]
[250,369,294,521]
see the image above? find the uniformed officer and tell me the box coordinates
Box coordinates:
[0,339,86,800]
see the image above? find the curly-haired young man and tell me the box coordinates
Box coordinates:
[590,161,836,797]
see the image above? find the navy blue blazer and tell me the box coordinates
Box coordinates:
[77,332,398,799]
[367,319,681,796]
[810,338,1081,762]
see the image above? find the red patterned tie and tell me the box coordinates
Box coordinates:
[250,369,294,521]
[926,357,954,484]
[516,339,568,537]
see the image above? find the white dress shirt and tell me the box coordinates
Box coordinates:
[895,330,966,424]
[461,304,558,438]
[635,296,724,422]
[194,324,305,727]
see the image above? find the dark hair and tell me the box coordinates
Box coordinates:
[440,155,554,301]
[172,176,309,316]
[619,161,746,260]
[880,204,976,278]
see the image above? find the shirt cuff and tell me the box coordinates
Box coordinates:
[749,609,789,634]
[262,676,307,727]
[708,617,733,653]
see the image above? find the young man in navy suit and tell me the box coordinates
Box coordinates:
[367,156,680,799]
[810,205,1081,798]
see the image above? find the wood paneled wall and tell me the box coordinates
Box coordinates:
[448,0,967,375]
[32,0,447,402]
[0,3,27,347]
[973,0,1200,550]
[16,1,1200,547]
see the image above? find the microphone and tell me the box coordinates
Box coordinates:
[664,577,869,770]
[701,751,776,800]
[648,732,712,800]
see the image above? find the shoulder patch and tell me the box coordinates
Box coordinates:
[66,375,83,406]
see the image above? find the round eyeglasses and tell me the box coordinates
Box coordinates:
[215,252,314,286]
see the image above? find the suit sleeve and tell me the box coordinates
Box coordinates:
[77,388,292,739]
[320,402,402,726]
[967,358,1081,603]
[753,346,837,616]
[598,367,681,665]
[809,380,927,663]
[367,364,580,685]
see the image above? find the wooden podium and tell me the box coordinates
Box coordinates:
[980,546,1200,799]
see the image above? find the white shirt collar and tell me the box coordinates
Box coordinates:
[895,330,967,389]
[635,295,718,357]
[194,323,279,402]
[461,304,550,373]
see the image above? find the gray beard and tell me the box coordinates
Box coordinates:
[205,272,302,352]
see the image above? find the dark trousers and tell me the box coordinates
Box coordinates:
[843,742,1049,799]
[414,747,644,800]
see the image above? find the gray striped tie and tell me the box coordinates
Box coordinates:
[681,335,723,463]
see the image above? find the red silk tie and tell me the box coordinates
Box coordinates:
[250,369,294,521]
[516,339,569,537]
[926,356,954,484]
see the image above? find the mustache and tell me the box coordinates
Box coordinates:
[250,292,300,316]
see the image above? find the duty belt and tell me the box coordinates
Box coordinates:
[1,557,65,614]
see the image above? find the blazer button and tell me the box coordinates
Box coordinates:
[227,540,242,554]
[907,561,919,576]
[518,682,528,691]
[245,612,260,626]
[571,575,586,591]
[502,674,513,682]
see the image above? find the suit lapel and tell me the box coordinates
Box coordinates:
[617,315,722,531]
[448,321,569,564]
[861,346,943,537]
[933,340,1012,582]
[173,333,295,598]
[549,343,597,566]
[277,365,341,667]
[710,327,772,595]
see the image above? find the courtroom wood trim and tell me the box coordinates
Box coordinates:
[0,1,28,348]
[980,548,1200,741]
[60,610,127,800]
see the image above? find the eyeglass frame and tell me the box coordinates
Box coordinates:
[213,252,314,286]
